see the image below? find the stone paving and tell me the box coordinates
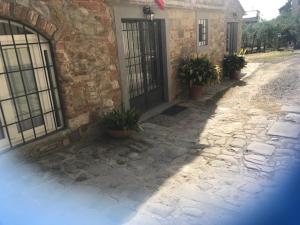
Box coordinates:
[1,54,300,225]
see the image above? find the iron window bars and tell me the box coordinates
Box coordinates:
[199,19,208,46]
[0,19,64,150]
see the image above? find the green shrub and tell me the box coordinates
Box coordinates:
[223,54,247,78]
[101,109,141,131]
[178,56,221,86]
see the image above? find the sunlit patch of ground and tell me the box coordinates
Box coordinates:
[246,50,300,63]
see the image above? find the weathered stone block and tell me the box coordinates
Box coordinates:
[247,142,275,156]
[0,2,11,17]
[268,122,300,139]
[282,105,300,114]
[27,9,39,26]
[14,4,29,21]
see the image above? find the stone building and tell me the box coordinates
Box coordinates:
[0,0,244,155]
[243,10,261,24]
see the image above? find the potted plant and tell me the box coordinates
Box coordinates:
[223,54,247,80]
[178,56,221,100]
[101,109,141,138]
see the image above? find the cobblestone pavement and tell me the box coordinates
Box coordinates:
[1,54,300,225]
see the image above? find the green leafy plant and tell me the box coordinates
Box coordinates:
[101,109,141,131]
[223,54,247,78]
[239,48,247,56]
[178,56,221,86]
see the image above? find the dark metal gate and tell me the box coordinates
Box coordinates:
[122,19,164,111]
[226,22,238,54]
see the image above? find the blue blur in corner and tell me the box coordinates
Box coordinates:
[233,164,300,225]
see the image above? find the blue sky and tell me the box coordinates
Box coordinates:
[240,0,288,20]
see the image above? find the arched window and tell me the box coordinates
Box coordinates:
[0,19,63,150]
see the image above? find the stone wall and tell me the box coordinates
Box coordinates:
[200,12,226,64]
[0,0,122,132]
[166,0,243,99]
[108,0,225,9]
[167,9,226,99]
[167,9,197,99]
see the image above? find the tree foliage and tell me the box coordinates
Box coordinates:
[243,0,300,52]
[279,0,292,14]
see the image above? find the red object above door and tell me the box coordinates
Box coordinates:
[155,0,164,10]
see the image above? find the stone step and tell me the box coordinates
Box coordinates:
[285,113,300,123]
[281,106,300,114]
[246,142,275,156]
[268,122,300,139]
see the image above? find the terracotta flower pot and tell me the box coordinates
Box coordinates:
[231,70,241,80]
[190,85,204,100]
[107,129,136,139]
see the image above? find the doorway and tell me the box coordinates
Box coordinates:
[121,19,165,111]
[227,22,238,54]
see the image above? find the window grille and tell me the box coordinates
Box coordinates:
[0,19,64,150]
[198,19,208,46]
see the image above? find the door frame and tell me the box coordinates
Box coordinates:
[113,5,171,110]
